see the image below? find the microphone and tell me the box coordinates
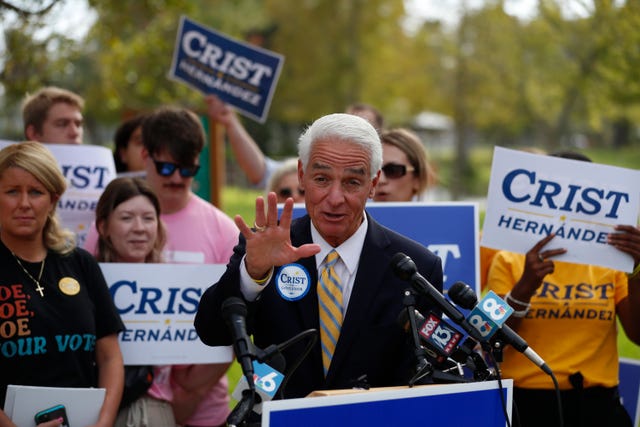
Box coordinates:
[221,297,256,389]
[231,359,285,414]
[391,252,486,344]
[448,281,552,375]
[397,309,463,364]
[397,309,494,381]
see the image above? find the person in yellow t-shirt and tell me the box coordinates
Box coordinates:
[488,226,640,427]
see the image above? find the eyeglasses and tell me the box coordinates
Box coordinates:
[277,187,305,199]
[381,163,415,179]
[152,159,200,178]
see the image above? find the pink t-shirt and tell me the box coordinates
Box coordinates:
[85,194,239,426]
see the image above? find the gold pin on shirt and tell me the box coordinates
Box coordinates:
[59,277,81,296]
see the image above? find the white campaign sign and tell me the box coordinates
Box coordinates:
[99,263,232,365]
[0,140,116,247]
[482,147,640,272]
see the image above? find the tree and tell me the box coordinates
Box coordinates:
[0,0,58,17]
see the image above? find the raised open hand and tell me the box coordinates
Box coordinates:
[234,192,320,280]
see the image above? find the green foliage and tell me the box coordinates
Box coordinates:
[432,143,640,201]
[1,0,640,189]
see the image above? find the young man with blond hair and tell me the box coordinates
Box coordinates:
[22,86,84,144]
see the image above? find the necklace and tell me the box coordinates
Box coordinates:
[11,252,46,297]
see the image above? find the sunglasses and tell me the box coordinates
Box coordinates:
[381,163,415,179]
[277,187,305,198]
[152,159,200,178]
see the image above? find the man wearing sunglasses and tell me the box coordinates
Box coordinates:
[140,106,239,427]
[82,106,238,426]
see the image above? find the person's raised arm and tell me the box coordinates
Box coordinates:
[195,192,320,345]
[610,224,640,344]
[504,233,566,330]
[205,95,267,185]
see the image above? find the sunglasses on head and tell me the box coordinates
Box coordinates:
[152,159,200,178]
[277,187,305,198]
[381,163,415,179]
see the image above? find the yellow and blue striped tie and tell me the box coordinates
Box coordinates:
[318,250,343,376]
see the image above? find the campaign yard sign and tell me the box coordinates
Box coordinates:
[482,147,640,272]
[99,263,231,365]
[169,16,284,123]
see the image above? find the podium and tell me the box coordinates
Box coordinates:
[262,379,513,426]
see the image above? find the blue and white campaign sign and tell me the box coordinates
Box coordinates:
[169,16,284,123]
[482,147,640,272]
[99,263,231,365]
[263,379,512,426]
[288,202,479,293]
[0,140,116,247]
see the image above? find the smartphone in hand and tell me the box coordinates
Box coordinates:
[34,404,69,426]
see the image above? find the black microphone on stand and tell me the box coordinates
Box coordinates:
[221,297,256,389]
[391,252,487,344]
[400,288,434,386]
[397,307,494,382]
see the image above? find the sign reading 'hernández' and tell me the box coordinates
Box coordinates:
[169,16,284,123]
[481,146,640,272]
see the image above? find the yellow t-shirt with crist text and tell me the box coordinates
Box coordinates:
[488,251,628,389]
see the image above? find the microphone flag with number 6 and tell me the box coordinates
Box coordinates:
[231,360,284,414]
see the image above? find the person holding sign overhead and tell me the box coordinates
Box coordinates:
[204,94,386,190]
[486,152,640,427]
[195,113,443,400]
[0,142,124,427]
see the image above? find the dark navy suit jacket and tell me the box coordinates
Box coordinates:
[195,212,443,399]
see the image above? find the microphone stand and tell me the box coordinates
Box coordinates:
[227,389,258,427]
[227,329,319,427]
[402,289,434,386]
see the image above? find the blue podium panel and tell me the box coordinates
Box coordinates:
[263,380,512,427]
[619,358,640,426]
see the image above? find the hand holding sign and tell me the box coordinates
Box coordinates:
[169,16,284,123]
[482,147,640,271]
[608,225,640,272]
[519,233,567,294]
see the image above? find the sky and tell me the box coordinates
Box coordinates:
[405,0,539,26]
[404,0,613,27]
[4,0,608,42]
[39,0,97,40]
